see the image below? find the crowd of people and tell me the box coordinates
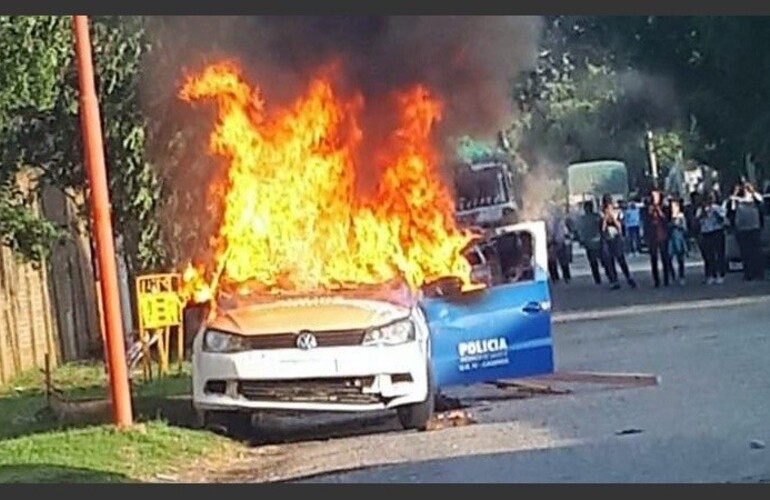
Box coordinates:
[545,181,767,290]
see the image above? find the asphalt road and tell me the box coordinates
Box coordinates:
[550,249,769,313]
[194,252,770,483]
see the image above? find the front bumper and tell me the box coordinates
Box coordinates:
[192,342,428,413]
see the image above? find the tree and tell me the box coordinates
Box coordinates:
[510,19,641,178]
[0,16,72,262]
[507,16,708,193]
[0,16,165,274]
[569,16,770,182]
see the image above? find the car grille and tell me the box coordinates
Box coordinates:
[240,329,366,350]
[238,377,380,404]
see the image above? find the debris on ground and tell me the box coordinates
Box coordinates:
[256,445,282,456]
[539,371,661,388]
[749,439,766,450]
[491,379,572,396]
[426,410,476,431]
[615,428,644,436]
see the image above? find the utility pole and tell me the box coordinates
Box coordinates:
[72,15,133,427]
[645,130,659,190]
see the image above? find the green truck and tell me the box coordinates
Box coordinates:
[567,160,630,214]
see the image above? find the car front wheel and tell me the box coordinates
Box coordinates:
[396,366,435,431]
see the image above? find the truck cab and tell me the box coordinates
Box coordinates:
[454,160,518,229]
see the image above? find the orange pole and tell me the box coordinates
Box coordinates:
[72,15,133,427]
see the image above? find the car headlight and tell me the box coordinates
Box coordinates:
[362,319,416,346]
[203,329,248,353]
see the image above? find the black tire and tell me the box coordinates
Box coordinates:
[200,410,253,440]
[396,366,435,431]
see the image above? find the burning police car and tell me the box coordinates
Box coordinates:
[191,221,554,436]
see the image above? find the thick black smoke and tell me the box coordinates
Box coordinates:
[140,16,542,264]
[143,16,542,141]
[249,16,542,137]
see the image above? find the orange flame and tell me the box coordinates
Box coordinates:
[178,61,473,303]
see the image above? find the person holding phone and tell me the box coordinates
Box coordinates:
[697,191,727,284]
[728,182,764,281]
[601,194,637,290]
[668,198,688,285]
[645,189,673,287]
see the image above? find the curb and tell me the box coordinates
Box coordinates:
[552,295,770,323]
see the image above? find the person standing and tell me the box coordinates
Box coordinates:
[728,182,765,281]
[687,191,708,279]
[601,194,637,290]
[685,192,700,257]
[501,207,518,225]
[668,198,688,285]
[547,206,572,283]
[645,189,673,287]
[697,191,727,284]
[624,200,642,256]
[575,200,604,285]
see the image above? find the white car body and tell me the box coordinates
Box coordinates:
[191,290,431,415]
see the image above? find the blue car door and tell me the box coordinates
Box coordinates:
[422,220,555,390]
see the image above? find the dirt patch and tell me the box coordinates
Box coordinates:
[193,419,572,483]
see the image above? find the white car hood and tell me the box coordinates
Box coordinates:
[206,296,412,336]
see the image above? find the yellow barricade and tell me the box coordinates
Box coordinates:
[135,273,184,380]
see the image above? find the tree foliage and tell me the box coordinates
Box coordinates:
[0,16,72,261]
[508,17,694,189]
[567,16,770,182]
[0,16,164,272]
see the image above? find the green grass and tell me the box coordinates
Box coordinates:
[0,361,241,483]
[0,421,234,482]
[0,360,193,440]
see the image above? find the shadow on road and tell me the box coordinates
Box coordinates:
[245,412,402,446]
[0,464,134,483]
[550,268,769,314]
[292,431,768,483]
[240,395,472,446]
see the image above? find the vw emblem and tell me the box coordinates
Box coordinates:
[296,331,318,350]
